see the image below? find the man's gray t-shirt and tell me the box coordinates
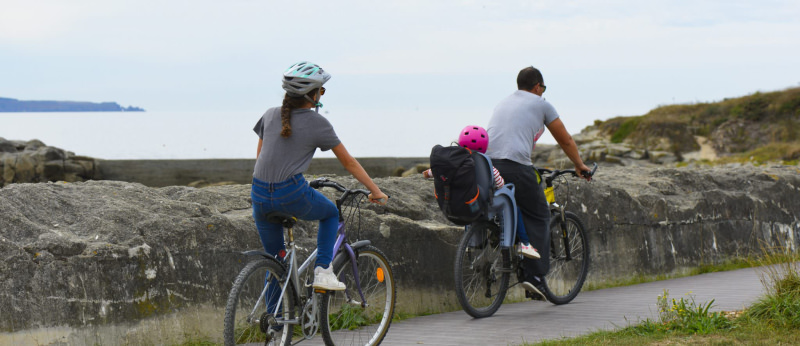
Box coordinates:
[485,90,559,166]
[253,107,341,182]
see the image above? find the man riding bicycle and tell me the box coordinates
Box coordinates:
[485,66,591,300]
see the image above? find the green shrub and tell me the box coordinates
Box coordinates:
[610,117,641,143]
[744,248,800,329]
[613,290,734,336]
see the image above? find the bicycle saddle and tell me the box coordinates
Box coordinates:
[266,212,298,229]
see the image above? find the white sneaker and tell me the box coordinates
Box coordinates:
[313,266,346,291]
[517,243,541,259]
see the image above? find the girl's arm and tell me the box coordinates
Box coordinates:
[332,143,388,204]
[492,167,504,189]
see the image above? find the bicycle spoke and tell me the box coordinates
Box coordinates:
[322,246,395,346]
[455,223,509,318]
[544,212,590,305]
[224,259,295,346]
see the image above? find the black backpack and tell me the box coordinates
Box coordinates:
[429,145,494,226]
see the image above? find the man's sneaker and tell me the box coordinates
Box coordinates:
[521,281,547,302]
[517,243,541,259]
[313,266,346,291]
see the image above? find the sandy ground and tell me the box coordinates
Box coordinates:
[682,136,718,161]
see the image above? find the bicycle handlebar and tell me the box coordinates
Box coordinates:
[538,162,598,185]
[309,178,371,201]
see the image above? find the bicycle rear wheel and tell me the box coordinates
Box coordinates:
[321,245,396,346]
[454,221,510,318]
[224,258,296,346]
[543,211,590,305]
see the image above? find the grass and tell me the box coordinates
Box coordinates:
[714,141,800,164]
[177,252,797,346]
[178,306,423,345]
[329,303,380,331]
[583,257,755,292]
[610,117,642,143]
[594,87,800,157]
[524,248,800,346]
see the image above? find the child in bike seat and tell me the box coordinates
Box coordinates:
[251,61,388,294]
[423,125,540,259]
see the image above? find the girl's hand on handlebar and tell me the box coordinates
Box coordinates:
[369,191,389,205]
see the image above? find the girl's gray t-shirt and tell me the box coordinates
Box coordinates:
[253,107,341,182]
[485,90,559,166]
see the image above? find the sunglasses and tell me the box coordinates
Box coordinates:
[320,87,326,95]
[539,83,546,92]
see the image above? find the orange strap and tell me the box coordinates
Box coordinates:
[464,189,480,204]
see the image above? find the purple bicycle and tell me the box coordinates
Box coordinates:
[224,178,395,346]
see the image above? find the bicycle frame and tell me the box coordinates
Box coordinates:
[227,178,393,346]
[541,162,597,264]
[270,215,370,326]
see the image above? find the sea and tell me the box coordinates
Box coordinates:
[0,109,523,160]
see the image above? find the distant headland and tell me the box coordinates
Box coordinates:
[0,97,144,112]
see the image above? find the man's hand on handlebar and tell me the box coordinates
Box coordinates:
[575,163,593,182]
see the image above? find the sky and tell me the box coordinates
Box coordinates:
[2,0,800,146]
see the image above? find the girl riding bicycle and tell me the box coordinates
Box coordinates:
[251,61,388,296]
[423,125,541,259]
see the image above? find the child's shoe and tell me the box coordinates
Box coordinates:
[517,243,541,259]
[313,266,346,291]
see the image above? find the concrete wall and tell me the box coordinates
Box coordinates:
[3,164,799,345]
[97,158,429,187]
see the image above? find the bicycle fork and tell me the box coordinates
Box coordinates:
[555,206,573,261]
[342,243,369,308]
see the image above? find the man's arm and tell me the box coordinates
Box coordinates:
[546,118,592,181]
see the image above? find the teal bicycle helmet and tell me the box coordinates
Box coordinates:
[282,61,331,97]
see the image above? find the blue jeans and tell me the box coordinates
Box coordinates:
[251,174,340,267]
[251,174,340,315]
[517,207,532,245]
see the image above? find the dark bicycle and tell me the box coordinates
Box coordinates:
[537,165,595,305]
[453,154,596,318]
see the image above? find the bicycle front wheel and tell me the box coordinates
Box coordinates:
[224,258,296,346]
[321,245,396,346]
[543,211,590,305]
[454,221,510,318]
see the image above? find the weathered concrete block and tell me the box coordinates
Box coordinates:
[1,164,799,344]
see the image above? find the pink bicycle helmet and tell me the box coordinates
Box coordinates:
[458,125,489,153]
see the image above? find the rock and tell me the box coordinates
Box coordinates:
[0,139,17,153]
[711,119,769,154]
[606,144,631,157]
[628,149,647,160]
[186,180,239,188]
[401,164,429,177]
[604,155,623,164]
[0,139,99,187]
[1,162,799,343]
[391,166,406,176]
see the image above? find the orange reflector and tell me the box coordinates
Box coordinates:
[376,268,385,282]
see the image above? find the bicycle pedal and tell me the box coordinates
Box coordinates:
[314,289,328,294]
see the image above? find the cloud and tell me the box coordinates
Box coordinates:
[2,0,798,116]
[0,2,81,41]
